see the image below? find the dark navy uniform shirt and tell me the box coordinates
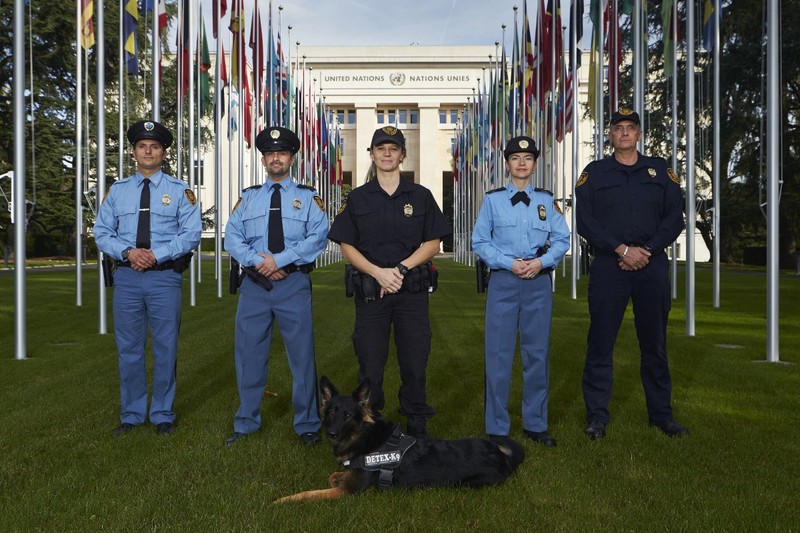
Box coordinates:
[575,153,684,254]
[328,178,452,267]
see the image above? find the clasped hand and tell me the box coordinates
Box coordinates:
[512,258,542,279]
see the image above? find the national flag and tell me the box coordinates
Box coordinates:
[212,0,228,39]
[702,0,718,51]
[220,41,229,88]
[143,0,167,33]
[228,89,239,140]
[522,0,535,130]
[569,0,584,70]
[177,0,190,98]
[122,0,138,74]
[277,30,290,126]
[662,0,678,78]
[80,0,95,49]
[242,63,253,147]
[606,0,622,111]
[199,17,212,115]
[249,0,264,119]
[229,0,245,88]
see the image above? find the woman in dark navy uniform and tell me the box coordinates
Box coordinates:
[575,108,687,440]
[328,126,451,437]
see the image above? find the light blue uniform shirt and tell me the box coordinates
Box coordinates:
[224,177,329,268]
[472,184,571,270]
[93,170,201,262]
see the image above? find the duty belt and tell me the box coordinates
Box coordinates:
[115,254,191,272]
[343,425,417,489]
[283,263,315,275]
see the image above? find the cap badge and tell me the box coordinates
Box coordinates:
[382,126,398,135]
[162,194,171,206]
[519,140,529,149]
[648,167,657,178]
[619,108,634,116]
[538,204,547,221]
[403,203,413,217]
[270,129,280,139]
[144,121,155,131]
[293,198,302,210]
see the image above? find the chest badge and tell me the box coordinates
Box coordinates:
[293,198,302,210]
[403,203,413,217]
[648,167,657,178]
[162,194,171,206]
[538,204,547,221]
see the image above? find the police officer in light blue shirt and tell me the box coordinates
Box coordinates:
[94,119,201,437]
[472,136,570,447]
[224,126,329,446]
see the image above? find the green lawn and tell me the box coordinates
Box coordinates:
[1,259,798,531]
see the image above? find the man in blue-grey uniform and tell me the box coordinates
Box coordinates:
[575,108,687,440]
[224,126,328,446]
[472,136,570,447]
[94,119,201,437]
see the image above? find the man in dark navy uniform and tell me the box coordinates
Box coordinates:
[94,120,201,437]
[575,108,688,439]
[328,126,451,437]
[224,127,328,446]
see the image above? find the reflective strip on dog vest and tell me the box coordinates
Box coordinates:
[343,425,417,489]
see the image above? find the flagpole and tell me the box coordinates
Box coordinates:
[765,0,780,362]
[13,0,27,359]
[151,0,160,120]
[118,0,125,217]
[97,0,108,335]
[570,0,578,299]
[712,0,721,308]
[75,0,84,307]
[685,0,696,336]
[595,0,604,159]
[670,0,678,300]
[633,0,644,146]
[187,0,197,307]
[214,0,223,298]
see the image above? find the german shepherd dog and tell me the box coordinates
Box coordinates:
[274,376,525,503]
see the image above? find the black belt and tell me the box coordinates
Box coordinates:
[283,263,314,275]
[115,259,178,271]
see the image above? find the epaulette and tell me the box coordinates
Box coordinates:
[486,187,506,195]
[242,184,262,193]
[297,184,317,191]
[534,187,554,196]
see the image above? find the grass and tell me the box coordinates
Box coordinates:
[1,259,798,531]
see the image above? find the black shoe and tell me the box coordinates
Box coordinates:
[225,432,248,446]
[586,421,606,440]
[524,430,557,447]
[650,419,689,437]
[156,422,174,436]
[113,423,138,437]
[406,420,427,437]
[300,431,320,445]
[487,433,508,444]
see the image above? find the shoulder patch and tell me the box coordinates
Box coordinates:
[184,189,197,205]
[486,187,507,195]
[667,168,680,185]
[554,200,563,214]
[313,195,325,212]
[336,202,347,216]
[534,187,554,196]
[297,183,316,191]
[576,171,589,187]
[231,197,242,212]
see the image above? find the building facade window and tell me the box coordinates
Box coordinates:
[376,107,418,126]
[439,107,461,125]
[335,109,356,125]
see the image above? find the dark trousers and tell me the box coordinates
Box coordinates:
[352,290,434,421]
[582,253,674,424]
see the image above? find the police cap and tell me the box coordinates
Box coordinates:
[369,126,405,150]
[127,120,173,148]
[610,107,641,126]
[504,136,539,160]
[255,127,301,154]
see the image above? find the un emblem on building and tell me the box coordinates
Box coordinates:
[390,72,405,86]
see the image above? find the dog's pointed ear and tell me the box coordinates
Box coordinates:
[354,377,371,409]
[319,376,337,409]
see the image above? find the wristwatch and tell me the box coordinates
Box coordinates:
[122,247,133,261]
[397,263,409,276]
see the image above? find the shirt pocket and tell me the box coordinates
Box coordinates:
[492,216,517,247]
[150,203,180,238]
[640,178,665,210]
[399,205,427,241]
[241,205,269,246]
[526,217,552,247]
[282,208,308,242]
[113,202,139,236]
[350,202,383,242]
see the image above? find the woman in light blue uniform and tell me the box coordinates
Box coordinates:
[224,127,329,446]
[472,136,570,447]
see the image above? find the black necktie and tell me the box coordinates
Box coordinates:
[268,183,285,253]
[511,191,530,206]
[136,178,151,249]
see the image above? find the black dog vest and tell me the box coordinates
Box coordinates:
[343,425,417,489]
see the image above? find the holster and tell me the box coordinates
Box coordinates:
[172,252,193,273]
[344,264,378,302]
[101,255,115,287]
[476,259,488,293]
[229,257,242,294]
[401,262,438,294]
[243,266,274,292]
